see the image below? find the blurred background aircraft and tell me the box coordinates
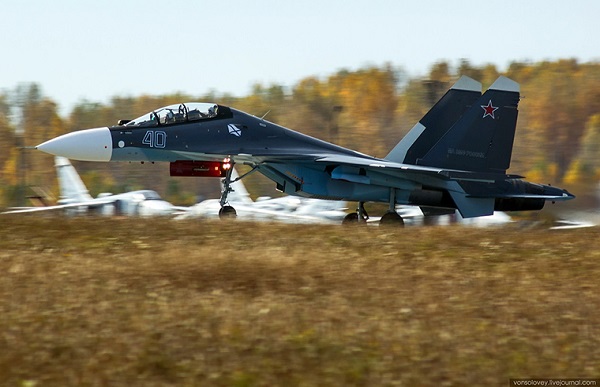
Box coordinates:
[2,157,184,216]
[177,169,348,224]
[2,157,349,223]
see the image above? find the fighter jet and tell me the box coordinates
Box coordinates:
[3,156,184,216]
[36,76,574,225]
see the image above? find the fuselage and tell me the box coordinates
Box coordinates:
[109,105,371,164]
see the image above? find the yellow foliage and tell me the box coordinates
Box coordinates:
[563,160,586,185]
[525,168,545,183]
[2,60,600,203]
[547,163,559,181]
[1,147,19,185]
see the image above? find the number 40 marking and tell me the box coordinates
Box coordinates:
[142,130,167,148]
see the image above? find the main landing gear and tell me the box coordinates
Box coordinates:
[380,211,404,226]
[342,202,369,225]
[343,189,405,227]
[342,204,404,226]
[380,188,404,226]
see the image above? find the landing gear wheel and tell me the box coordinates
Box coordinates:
[342,212,359,225]
[343,202,370,225]
[219,205,237,220]
[380,211,404,227]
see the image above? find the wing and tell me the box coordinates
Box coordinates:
[309,153,571,218]
[316,154,443,173]
[314,153,516,185]
[1,198,117,214]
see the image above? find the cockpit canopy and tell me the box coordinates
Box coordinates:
[131,190,163,201]
[123,103,221,127]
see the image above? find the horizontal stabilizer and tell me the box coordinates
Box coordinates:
[449,191,495,218]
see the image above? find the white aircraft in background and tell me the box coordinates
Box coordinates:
[177,169,348,224]
[2,156,185,216]
[180,169,510,226]
[364,208,510,227]
[3,157,509,226]
[454,211,512,227]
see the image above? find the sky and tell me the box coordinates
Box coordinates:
[2,0,599,116]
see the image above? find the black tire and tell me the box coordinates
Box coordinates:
[219,205,237,220]
[380,211,404,227]
[342,212,359,225]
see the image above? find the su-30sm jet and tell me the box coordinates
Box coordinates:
[37,76,574,225]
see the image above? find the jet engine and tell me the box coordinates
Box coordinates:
[494,198,545,212]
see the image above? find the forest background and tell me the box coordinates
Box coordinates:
[1,59,599,209]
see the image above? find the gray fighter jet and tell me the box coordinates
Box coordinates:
[36,76,574,225]
[3,156,184,216]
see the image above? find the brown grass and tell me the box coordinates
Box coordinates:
[1,216,599,386]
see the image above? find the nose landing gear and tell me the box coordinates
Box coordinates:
[219,160,237,220]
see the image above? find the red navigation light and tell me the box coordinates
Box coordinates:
[222,157,232,170]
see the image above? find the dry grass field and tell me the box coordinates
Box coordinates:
[1,216,599,386]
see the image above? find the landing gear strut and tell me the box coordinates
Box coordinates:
[217,162,260,220]
[380,188,404,227]
[219,162,237,220]
[342,190,405,226]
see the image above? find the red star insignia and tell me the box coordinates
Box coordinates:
[481,100,498,119]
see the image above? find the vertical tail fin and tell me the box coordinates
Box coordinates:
[385,75,482,164]
[417,76,520,174]
[54,156,94,203]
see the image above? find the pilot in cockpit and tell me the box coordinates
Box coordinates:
[164,110,174,124]
[208,105,218,117]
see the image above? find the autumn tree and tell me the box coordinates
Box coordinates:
[2,60,600,208]
[564,114,600,183]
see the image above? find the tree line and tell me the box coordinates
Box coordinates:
[1,59,599,208]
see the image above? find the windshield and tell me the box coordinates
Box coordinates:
[125,103,220,127]
[131,190,163,200]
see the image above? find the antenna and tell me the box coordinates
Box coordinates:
[260,110,271,120]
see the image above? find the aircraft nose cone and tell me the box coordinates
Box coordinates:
[37,127,112,161]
